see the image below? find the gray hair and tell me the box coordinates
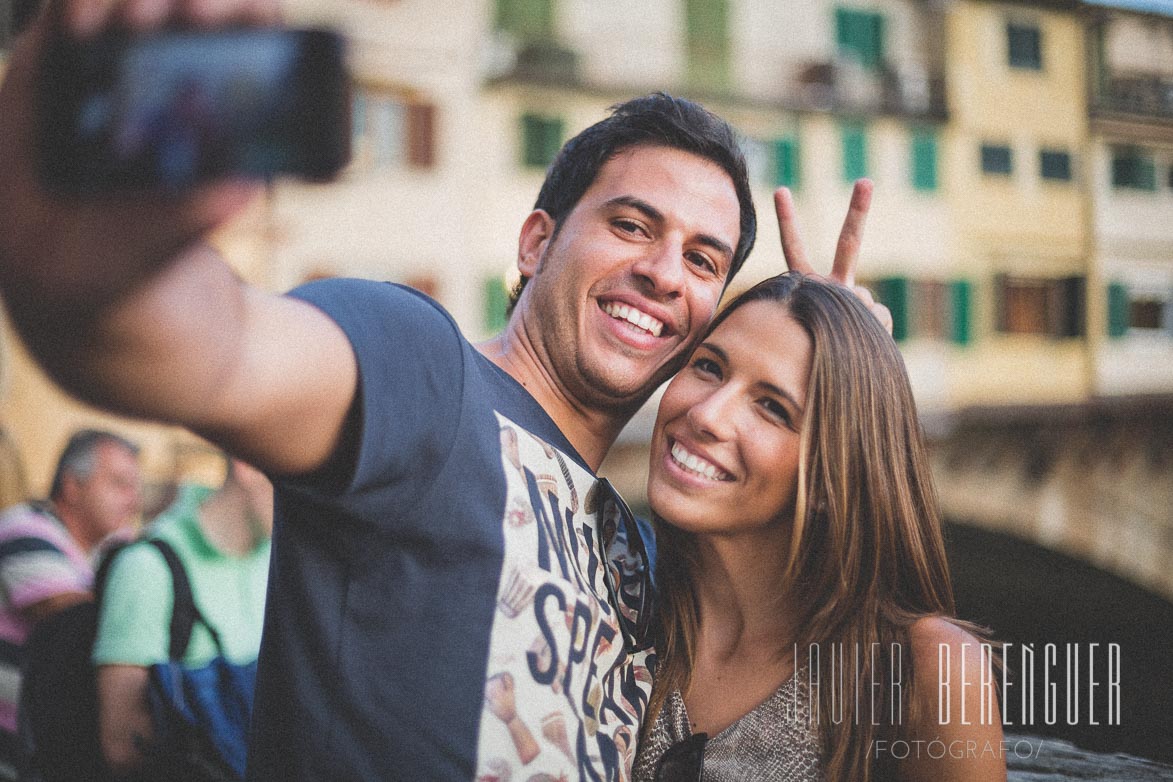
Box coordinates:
[48,429,139,500]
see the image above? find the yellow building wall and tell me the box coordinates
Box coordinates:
[947,1,1087,253]
[942,1,1093,407]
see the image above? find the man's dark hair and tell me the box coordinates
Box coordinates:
[507,92,757,312]
[48,429,139,501]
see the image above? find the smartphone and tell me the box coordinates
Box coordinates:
[39,27,351,193]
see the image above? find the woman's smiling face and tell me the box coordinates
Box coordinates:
[648,300,812,539]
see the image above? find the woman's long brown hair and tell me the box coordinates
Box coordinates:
[645,273,978,781]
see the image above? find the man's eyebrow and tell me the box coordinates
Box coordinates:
[697,233,734,266]
[604,195,664,224]
[605,196,734,263]
[700,341,804,413]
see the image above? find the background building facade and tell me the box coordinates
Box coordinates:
[1,0,1171,653]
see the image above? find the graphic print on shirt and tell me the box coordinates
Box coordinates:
[476,415,654,782]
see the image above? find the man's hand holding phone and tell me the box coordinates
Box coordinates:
[40,26,349,193]
[0,0,346,312]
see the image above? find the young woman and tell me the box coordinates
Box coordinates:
[633,274,1005,782]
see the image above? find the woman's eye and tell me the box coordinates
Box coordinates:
[761,398,791,424]
[691,357,721,378]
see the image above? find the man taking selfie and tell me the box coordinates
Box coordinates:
[0,1,884,778]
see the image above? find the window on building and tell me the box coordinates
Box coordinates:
[1007,22,1042,70]
[836,8,885,70]
[911,129,938,191]
[352,90,437,171]
[912,280,948,339]
[521,113,564,169]
[841,122,868,182]
[1111,148,1157,190]
[1039,149,1072,182]
[996,275,1084,338]
[871,277,972,344]
[685,0,730,90]
[495,0,555,42]
[773,136,800,188]
[980,144,1013,176]
[1131,299,1165,330]
[1108,282,1173,337]
[1001,279,1048,334]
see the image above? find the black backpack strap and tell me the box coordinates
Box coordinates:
[144,538,223,661]
[92,541,131,602]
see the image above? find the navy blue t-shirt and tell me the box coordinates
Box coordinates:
[247,279,655,781]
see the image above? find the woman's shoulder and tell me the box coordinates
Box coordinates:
[908,616,990,664]
[901,616,1007,781]
[907,616,997,702]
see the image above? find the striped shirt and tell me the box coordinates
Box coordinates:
[0,503,93,735]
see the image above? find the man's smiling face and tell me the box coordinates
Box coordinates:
[518,144,742,412]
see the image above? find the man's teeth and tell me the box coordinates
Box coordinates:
[670,442,729,481]
[602,302,664,337]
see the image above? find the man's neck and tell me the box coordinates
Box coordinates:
[197,484,264,557]
[49,502,99,555]
[476,333,640,471]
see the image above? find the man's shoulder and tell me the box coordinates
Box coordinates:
[288,278,469,361]
[0,502,68,546]
[288,278,453,324]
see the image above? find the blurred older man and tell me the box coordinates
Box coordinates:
[0,429,141,776]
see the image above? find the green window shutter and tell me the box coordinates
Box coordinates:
[841,123,868,182]
[836,8,885,70]
[911,129,938,191]
[1057,276,1086,339]
[495,0,554,41]
[773,137,800,188]
[1107,282,1130,338]
[521,114,563,169]
[485,277,510,334]
[949,279,972,345]
[876,276,910,342]
[686,0,730,90]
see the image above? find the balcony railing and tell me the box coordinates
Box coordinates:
[793,59,947,119]
[485,36,581,88]
[1093,74,1173,121]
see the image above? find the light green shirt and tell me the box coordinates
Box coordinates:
[93,484,271,666]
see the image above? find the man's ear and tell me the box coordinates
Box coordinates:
[517,209,556,279]
[56,472,82,508]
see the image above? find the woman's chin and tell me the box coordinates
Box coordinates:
[648,483,701,533]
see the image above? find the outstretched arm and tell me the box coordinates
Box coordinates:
[0,1,356,476]
[773,179,894,334]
